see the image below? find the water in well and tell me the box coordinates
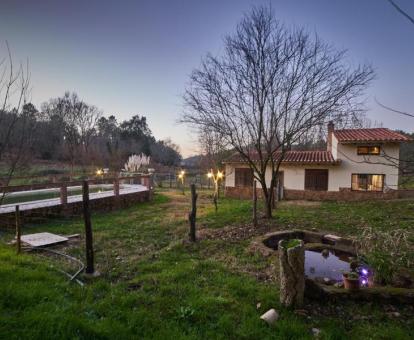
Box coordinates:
[305,249,351,282]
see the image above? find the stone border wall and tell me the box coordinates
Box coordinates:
[283,189,400,201]
[225,186,414,201]
[0,190,150,230]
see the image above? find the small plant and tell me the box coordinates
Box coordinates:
[281,239,301,249]
[177,306,195,321]
[123,154,150,173]
[343,271,359,280]
[342,271,360,290]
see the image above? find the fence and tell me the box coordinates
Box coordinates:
[153,172,223,191]
[0,175,152,229]
[0,170,126,189]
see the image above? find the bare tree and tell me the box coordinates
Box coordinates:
[197,127,230,171]
[41,92,102,173]
[182,6,374,217]
[0,42,36,203]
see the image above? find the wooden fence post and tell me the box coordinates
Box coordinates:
[253,180,257,228]
[114,176,120,197]
[188,184,198,242]
[82,181,95,274]
[60,185,68,205]
[15,205,21,254]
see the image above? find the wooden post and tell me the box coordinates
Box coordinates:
[15,205,21,254]
[188,184,198,242]
[213,191,218,213]
[169,173,172,188]
[253,180,257,228]
[114,175,120,197]
[82,181,94,274]
[60,185,68,205]
[278,239,305,307]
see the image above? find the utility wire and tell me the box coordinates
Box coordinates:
[387,0,414,26]
[375,97,414,119]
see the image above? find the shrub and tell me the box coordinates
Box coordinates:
[354,227,413,285]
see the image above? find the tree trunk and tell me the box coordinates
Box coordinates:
[252,180,257,227]
[263,188,273,218]
[278,239,305,307]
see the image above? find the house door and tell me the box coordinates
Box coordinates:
[305,169,328,191]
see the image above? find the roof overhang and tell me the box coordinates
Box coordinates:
[223,159,342,166]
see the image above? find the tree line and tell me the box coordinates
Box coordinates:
[1,91,182,176]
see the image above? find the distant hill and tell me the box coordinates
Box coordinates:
[180,155,202,168]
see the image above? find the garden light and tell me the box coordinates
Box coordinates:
[178,170,185,194]
[207,168,225,212]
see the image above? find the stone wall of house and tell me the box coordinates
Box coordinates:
[283,188,400,201]
[225,186,414,201]
[397,189,414,199]
[0,190,150,229]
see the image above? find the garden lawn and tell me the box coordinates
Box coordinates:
[0,190,413,339]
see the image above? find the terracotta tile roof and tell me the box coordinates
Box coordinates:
[283,150,338,163]
[224,150,340,165]
[333,128,410,143]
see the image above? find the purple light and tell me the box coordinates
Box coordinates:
[361,279,367,285]
[361,268,368,276]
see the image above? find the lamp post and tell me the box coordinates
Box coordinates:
[207,169,224,212]
[178,170,185,194]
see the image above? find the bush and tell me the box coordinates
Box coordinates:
[354,227,413,285]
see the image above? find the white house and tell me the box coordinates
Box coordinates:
[224,123,411,200]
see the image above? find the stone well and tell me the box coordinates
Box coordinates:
[250,229,414,305]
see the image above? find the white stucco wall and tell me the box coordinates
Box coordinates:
[225,163,337,190]
[225,138,401,192]
[329,136,400,191]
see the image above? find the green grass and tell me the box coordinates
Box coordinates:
[399,175,414,189]
[275,199,414,235]
[0,190,413,339]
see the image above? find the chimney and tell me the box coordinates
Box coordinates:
[327,121,334,152]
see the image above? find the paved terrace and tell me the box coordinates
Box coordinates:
[0,184,148,214]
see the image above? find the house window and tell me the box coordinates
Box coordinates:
[357,145,381,155]
[305,169,328,191]
[351,174,384,192]
[235,168,253,187]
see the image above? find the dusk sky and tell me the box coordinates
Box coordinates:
[1,0,413,157]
